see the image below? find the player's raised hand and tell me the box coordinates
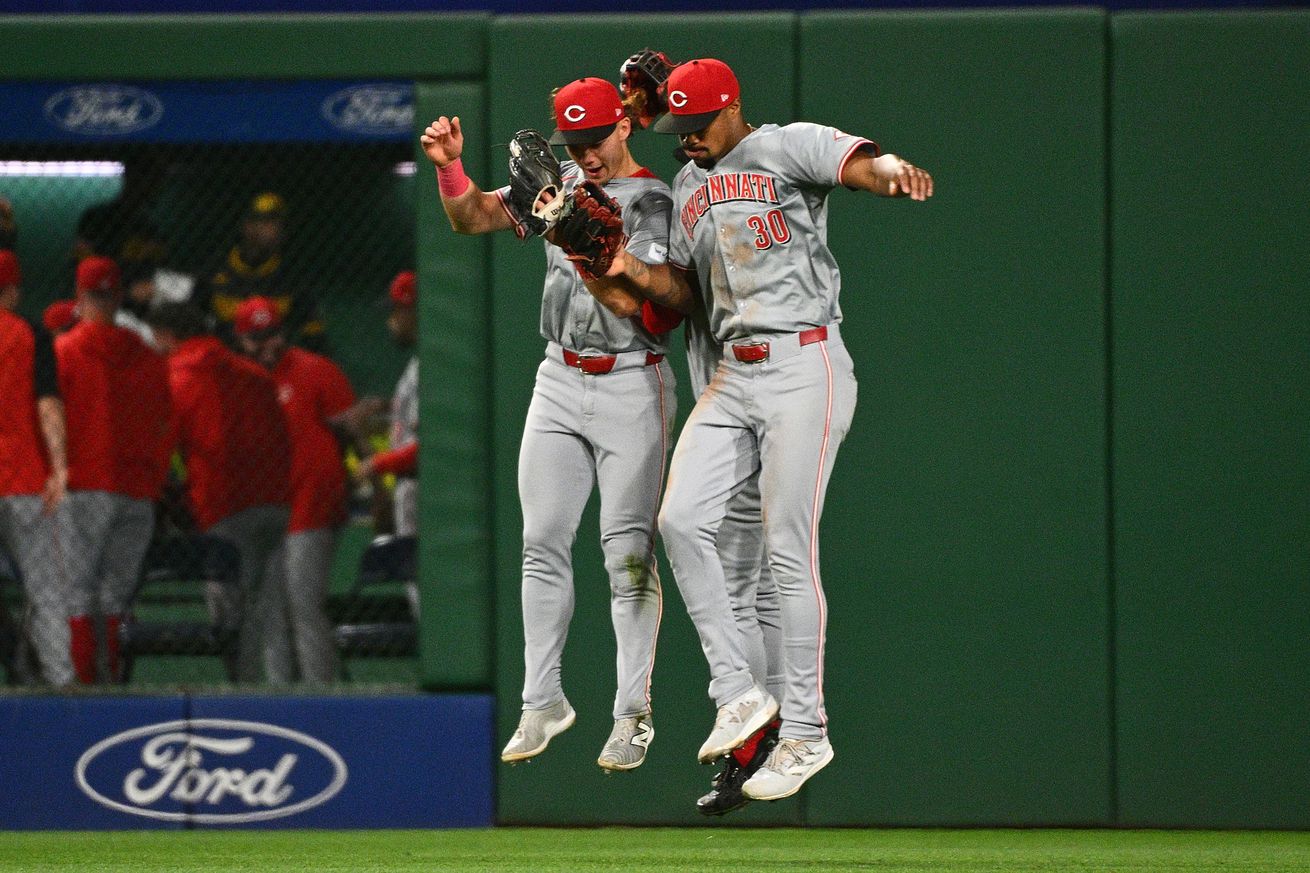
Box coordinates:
[421,116,464,167]
[888,159,933,201]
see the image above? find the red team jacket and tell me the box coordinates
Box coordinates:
[0,310,56,497]
[270,346,355,533]
[56,320,172,501]
[165,336,291,531]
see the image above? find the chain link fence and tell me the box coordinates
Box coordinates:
[0,125,423,689]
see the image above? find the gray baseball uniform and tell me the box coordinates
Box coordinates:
[63,491,155,619]
[206,504,291,683]
[682,304,783,707]
[497,163,676,719]
[262,528,339,684]
[660,122,871,741]
[391,355,419,538]
[0,496,75,686]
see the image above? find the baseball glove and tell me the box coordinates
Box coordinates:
[619,49,677,130]
[508,129,568,236]
[556,182,627,281]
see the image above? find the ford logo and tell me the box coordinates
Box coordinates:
[44,85,164,135]
[321,84,414,136]
[75,719,348,823]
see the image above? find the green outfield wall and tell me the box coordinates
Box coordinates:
[1109,11,1310,829]
[0,8,1305,828]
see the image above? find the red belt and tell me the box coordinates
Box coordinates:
[562,348,665,375]
[731,326,828,363]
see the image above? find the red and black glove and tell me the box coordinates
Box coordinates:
[619,49,677,130]
[556,182,627,282]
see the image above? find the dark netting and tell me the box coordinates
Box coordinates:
[0,119,421,689]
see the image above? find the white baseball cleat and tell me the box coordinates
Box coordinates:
[597,713,654,772]
[697,685,778,764]
[741,736,834,800]
[500,698,576,763]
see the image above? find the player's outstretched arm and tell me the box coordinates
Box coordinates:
[421,115,514,235]
[606,248,697,314]
[842,152,934,201]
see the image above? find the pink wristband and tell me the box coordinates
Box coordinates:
[437,158,471,198]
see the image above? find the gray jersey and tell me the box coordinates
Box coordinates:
[682,296,721,398]
[668,123,877,342]
[391,355,419,452]
[391,355,419,537]
[498,163,673,354]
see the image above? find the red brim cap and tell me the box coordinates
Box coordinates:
[653,58,740,135]
[389,270,417,306]
[75,255,121,297]
[233,296,284,336]
[43,300,77,333]
[549,77,625,146]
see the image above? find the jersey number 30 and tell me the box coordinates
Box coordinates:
[747,209,791,250]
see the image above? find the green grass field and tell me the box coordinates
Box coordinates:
[2,829,1308,872]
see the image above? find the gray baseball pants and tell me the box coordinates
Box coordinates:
[262,527,340,683]
[518,347,675,719]
[207,504,291,683]
[717,474,784,706]
[63,490,155,616]
[393,478,418,539]
[660,326,856,741]
[63,490,155,682]
[0,495,76,687]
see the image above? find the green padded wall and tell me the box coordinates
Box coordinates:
[800,10,1111,825]
[1110,11,1310,828]
[415,81,496,689]
[487,14,802,825]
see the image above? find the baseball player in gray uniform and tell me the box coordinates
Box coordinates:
[389,355,419,537]
[421,76,676,772]
[605,58,933,800]
[676,300,785,814]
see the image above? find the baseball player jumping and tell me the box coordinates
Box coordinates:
[605,58,933,800]
[422,77,676,771]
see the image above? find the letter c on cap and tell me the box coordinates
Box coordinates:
[564,104,586,123]
[669,90,688,109]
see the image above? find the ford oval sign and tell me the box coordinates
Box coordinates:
[75,719,348,823]
[321,84,414,136]
[44,85,164,135]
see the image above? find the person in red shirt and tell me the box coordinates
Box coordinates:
[147,301,292,683]
[0,249,75,687]
[56,256,172,684]
[233,296,357,683]
[353,271,419,536]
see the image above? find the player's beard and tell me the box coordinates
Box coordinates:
[691,156,717,170]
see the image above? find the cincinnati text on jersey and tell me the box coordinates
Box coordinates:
[679,173,780,238]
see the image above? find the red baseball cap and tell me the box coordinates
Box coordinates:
[0,249,20,287]
[75,255,121,299]
[548,78,626,146]
[43,300,78,333]
[389,270,417,307]
[233,296,284,337]
[653,58,740,135]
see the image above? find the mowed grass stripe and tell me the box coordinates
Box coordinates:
[1,828,1308,872]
